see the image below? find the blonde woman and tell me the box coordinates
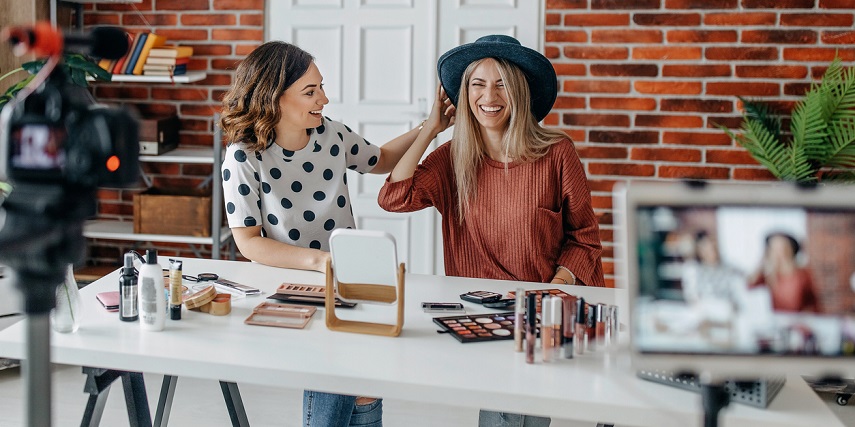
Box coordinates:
[378,34,605,427]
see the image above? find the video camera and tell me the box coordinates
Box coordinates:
[0,23,139,312]
[0,23,138,195]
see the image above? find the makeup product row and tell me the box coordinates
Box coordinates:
[514,290,619,363]
[434,288,619,356]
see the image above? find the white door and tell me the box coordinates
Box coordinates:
[266,0,541,275]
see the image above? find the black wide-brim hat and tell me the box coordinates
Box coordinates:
[437,34,557,122]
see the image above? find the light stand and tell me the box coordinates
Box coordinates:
[700,383,731,427]
[0,185,90,427]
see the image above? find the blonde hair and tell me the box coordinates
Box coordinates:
[451,57,568,221]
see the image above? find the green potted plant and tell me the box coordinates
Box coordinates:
[720,55,855,182]
[0,53,111,110]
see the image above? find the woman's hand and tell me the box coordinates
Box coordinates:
[423,85,455,136]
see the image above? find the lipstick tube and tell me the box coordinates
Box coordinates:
[561,295,576,359]
[575,297,586,355]
[514,288,525,352]
[550,296,562,361]
[526,293,537,364]
[542,295,552,363]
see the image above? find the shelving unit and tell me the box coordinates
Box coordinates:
[83,119,233,259]
[88,71,207,84]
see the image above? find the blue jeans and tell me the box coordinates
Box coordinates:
[303,390,383,427]
[478,410,551,427]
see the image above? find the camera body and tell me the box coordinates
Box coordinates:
[0,67,139,193]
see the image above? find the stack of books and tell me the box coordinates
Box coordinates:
[142,45,193,76]
[97,32,193,77]
[98,31,168,75]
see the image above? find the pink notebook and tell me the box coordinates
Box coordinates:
[96,291,120,312]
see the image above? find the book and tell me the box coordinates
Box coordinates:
[112,33,136,74]
[143,68,188,76]
[98,58,113,72]
[143,64,187,72]
[145,56,190,66]
[124,32,148,75]
[147,45,194,59]
[132,33,168,75]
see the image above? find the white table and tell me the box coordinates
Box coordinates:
[0,257,843,427]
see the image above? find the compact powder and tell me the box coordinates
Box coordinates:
[475,318,493,324]
[492,329,511,336]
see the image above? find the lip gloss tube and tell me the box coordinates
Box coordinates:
[526,293,537,364]
[542,295,552,363]
[575,297,586,355]
[550,296,562,361]
[561,295,576,358]
[595,303,606,348]
[514,288,525,352]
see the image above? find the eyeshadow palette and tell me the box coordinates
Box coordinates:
[506,289,574,314]
[433,312,540,343]
[268,283,357,308]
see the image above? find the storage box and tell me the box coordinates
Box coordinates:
[133,188,211,236]
[138,115,179,155]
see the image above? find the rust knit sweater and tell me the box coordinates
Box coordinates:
[378,139,605,287]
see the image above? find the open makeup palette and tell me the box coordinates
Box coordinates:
[268,283,356,308]
[433,312,541,343]
[244,301,317,329]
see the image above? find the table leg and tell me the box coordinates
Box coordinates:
[219,381,250,427]
[153,375,179,427]
[80,385,110,427]
[81,367,153,427]
[121,371,153,427]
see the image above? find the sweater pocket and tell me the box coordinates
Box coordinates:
[534,206,563,264]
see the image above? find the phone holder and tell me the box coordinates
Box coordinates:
[324,258,406,337]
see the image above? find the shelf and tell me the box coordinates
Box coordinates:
[140,147,223,164]
[84,220,233,246]
[89,71,206,84]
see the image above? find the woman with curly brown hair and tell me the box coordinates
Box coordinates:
[220,40,452,426]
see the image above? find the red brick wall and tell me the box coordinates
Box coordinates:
[545,0,855,287]
[80,2,855,285]
[79,0,264,264]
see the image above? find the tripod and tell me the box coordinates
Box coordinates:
[0,184,92,427]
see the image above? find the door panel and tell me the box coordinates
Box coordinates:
[266,0,541,275]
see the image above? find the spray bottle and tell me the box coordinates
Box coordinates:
[119,252,138,322]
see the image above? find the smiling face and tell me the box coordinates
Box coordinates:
[278,61,329,131]
[466,58,510,132]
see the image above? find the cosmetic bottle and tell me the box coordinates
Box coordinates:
[586,302,596,351]
[550,296,562,361]
[561,295,576,359]
[525,293,537,364]
[138,249,165,331]
[595,303,606,348]
[119,252,138,322]
[575,297,586,355]
[608,305,619,347]
[514,288,525,352]
[168,259,183,320]
[542,295,552,363]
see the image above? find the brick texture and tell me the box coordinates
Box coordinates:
[545,3,855,287]
[82,3,855,285]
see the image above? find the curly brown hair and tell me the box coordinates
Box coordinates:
[219,41,314,152]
